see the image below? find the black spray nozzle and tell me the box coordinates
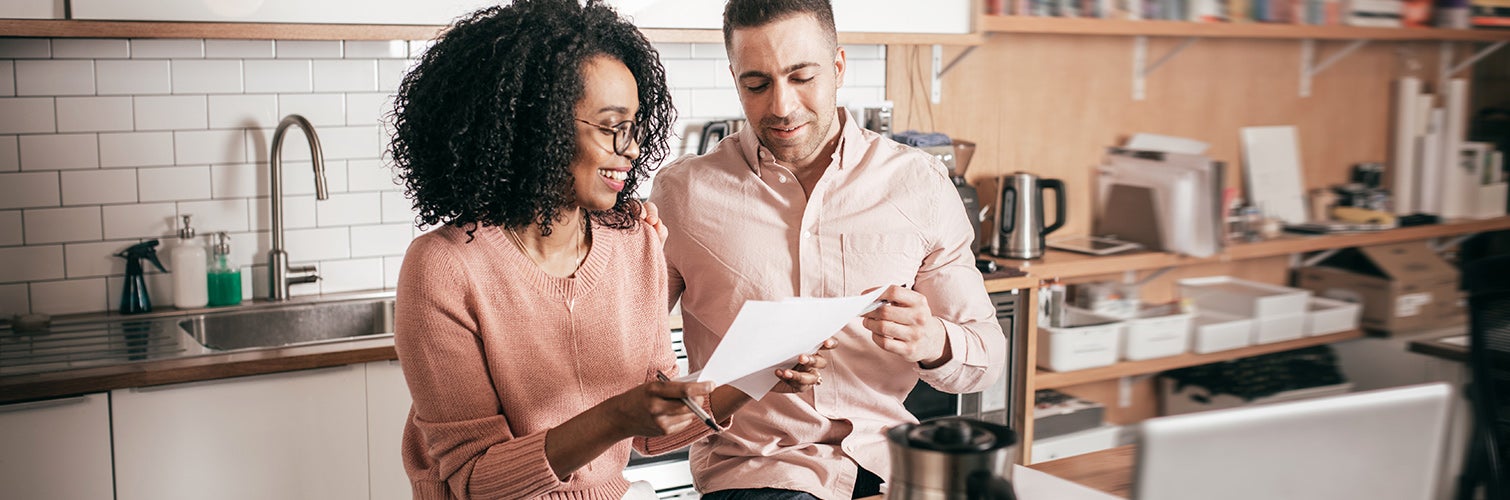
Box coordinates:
[115,240,167,273]
[115,240,166,314]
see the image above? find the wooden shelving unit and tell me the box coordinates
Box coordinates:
[1034,329,1364,389]
[982,216,1508,462]
[989,215,1510,282]
[0,19,984,44]
[983,15,1510,41]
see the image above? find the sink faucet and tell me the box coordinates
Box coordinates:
[267,114,328,301]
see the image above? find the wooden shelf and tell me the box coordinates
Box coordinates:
[0,19,983,44]
[983,15,1510,41]
[983,215,1510,283]
[1034,329,1365,389]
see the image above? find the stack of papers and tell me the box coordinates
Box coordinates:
[682,289,885,400]
[1096,134,1225,258]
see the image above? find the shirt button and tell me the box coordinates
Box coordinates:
[777,174,788,183]
[802,230,812,239]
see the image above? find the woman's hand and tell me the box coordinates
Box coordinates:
[770,337,837,394]
[637,200,668,244]
[606,379,713,437]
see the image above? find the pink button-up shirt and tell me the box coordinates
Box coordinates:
[650,111,1006,499]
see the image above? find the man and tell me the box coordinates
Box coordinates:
[649,0,1006,498]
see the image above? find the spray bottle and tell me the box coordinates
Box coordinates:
[115,240,167,314]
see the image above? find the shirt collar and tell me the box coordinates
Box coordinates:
[737,108,866,175]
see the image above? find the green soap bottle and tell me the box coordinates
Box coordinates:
[207,232,243,307]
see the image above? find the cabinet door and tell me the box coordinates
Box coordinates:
[367,360,414,500]
[606,0,973,34]
[0,0,64,19]
[71,0,493,25]
[833,0,972,34]
[0,393,113,500]
[112,365,369,500]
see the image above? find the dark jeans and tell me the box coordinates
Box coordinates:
[702,466,884,500]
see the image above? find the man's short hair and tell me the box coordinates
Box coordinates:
[722,0,837,50]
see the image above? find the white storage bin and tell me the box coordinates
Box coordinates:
[1190,310,1253,354]
[1122,305,1193,361]
[1179,276,1312,344]
[1304,296,1362,336]
[1030,424,1121,464]
[1037,308,1123,372]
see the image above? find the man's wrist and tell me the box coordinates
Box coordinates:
[917,318,952,369]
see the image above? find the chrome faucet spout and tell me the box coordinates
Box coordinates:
[267,114,328,301]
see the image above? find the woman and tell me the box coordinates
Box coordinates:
[387,1,831,498]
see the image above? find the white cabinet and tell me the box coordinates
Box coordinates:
[609,0,973,34]
[0,393,114,500]
[70,0,496,25]
[112,365,370,500]
[0,0,64,19]
[366,360,414,500]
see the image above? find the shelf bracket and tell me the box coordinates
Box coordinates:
[1133,36,1198,101]
[1299,248,1342,268]
[1431,233,1477,253]
[1438,40,1509,82]
[1124,266,1177,286]
[930,34,995,105]
[1299,39,1369,98]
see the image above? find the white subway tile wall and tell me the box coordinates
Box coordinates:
[0,38,886,316]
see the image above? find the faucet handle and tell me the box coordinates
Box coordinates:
[287,264,320,285]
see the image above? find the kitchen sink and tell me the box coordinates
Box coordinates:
[178,298,395,351]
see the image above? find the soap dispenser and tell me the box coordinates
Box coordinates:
[172,215,209,309]
[207,232,242,307]
[115,240,167,314]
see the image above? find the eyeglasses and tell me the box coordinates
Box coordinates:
[575,118,644,156]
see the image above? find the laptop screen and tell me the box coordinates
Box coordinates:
[1134,383,1452,500]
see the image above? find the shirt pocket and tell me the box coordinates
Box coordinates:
[841,233,923,295]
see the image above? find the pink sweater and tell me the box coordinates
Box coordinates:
[394,221,709,499]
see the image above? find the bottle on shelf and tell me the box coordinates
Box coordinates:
[172,214,209,309]
[208,232,243,307]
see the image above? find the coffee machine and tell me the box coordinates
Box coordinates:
[922,141,985,255]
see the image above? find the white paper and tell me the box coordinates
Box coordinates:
[1440,79,1472,218]
[1391,77,1421,215]
[1011,465,1123,500]
[693,289,886,400]
[1126,133,1210,155]
[1240,126,1310,224]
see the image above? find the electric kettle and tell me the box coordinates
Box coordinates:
[991,172,1065,260]
[697,119,746,155]
[886,417,1019,500]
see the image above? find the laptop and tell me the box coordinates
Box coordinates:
[1134,383,1453,500]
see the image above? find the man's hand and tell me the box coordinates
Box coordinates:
[770,337,837,393]
[861,285,951,368]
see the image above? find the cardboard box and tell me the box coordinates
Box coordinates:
[1294,242,1463,335]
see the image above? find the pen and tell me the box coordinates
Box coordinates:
[860,283,911,315]
[656,370,720,433]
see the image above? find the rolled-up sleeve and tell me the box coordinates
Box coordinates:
[913,169,1006,394]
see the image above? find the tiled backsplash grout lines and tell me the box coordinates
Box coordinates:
[0,38,885,316]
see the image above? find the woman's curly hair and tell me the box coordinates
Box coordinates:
[388,0,673,239]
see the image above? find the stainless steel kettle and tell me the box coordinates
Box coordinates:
[886,417,1019,500]
[991,172,1066,260]
[697,119,746,155]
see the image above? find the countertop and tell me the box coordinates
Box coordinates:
[0,292,403,405]
[0,335,397,405]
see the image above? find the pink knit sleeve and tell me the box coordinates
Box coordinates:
[395,235,567,498]
[633,235,721,456]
